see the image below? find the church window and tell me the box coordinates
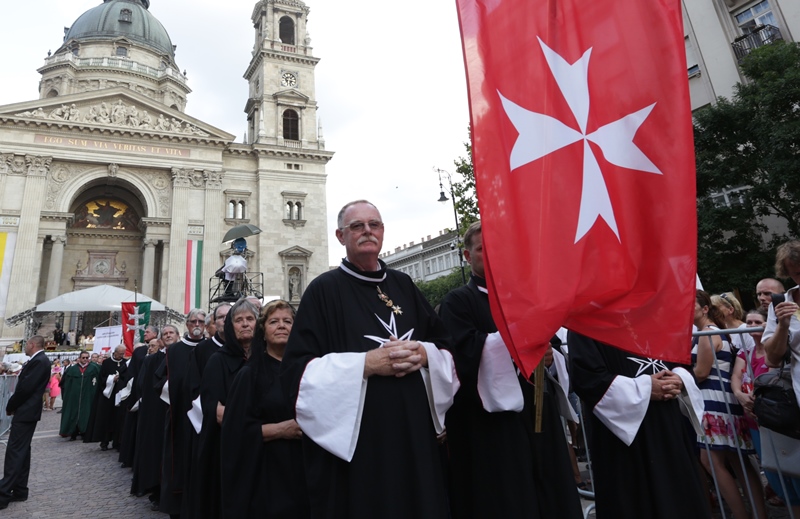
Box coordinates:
[116,46,128,57]
[279,16,295,45]
[119,9,132,23]
[283,109,299,141]
[282,191,307,227]
[224,190,251,223]
[46,89,59,98]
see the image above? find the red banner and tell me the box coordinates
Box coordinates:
[122,302,151,357]
[455,0,697,376]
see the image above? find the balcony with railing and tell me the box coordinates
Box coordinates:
[731,25,783,63]
[41,52,187,85]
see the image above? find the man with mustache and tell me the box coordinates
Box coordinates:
[156,309,206,518]
[281,200,463,519]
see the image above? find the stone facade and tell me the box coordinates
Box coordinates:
[683,0,800,111]
[0,0,332,341]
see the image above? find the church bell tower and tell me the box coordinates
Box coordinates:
[244,0,323,148]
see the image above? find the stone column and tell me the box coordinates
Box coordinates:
[45,235,66,300]
[141,238,157,297]
[202,170,225,308]
[0,153,9,207]
[166,167,192,311]
[160,240,170,305]
[5,155,52,317]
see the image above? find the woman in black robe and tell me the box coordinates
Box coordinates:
[221,299,309,519]
[183,299,251,518]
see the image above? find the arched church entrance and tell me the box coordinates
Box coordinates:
[60,180,151,337]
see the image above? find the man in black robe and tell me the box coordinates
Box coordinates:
[182,302,231,519]
[568,331,710,519]
[156,309,206,518]
[119,326,158,468]
[281,200,462,519]
[84,344,128,451]
[439,221,582,519]
[132,329,177,505]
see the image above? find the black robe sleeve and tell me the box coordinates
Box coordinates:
[219,365,262,519]
[567,330,619,409]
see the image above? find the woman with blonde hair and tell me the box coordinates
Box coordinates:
[693,290,767,519]
[710,292,755,355]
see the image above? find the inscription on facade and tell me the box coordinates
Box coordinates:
[188,225,204,236]
[0,217,20,226]
[34,135,190,157]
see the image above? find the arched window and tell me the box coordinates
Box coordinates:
[285,202,293,220]
[119,9,132,23]
[291,203,298,220]
[227,201,235,219]
[295,202,303,220]
[236,201,245,219]
[283,109,299,141]
[279,16,295,45]
[46,89,59,98]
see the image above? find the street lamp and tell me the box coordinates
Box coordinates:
[435,168,467,285]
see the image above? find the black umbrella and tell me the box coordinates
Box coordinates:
[222,223,262,243]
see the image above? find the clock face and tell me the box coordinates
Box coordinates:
[281,72,297,87]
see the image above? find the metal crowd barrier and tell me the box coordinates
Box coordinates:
[0,375,20,437]
[567,326,797,519]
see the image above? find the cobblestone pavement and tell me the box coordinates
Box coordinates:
[0,398,161,519]
[2,400,794,518]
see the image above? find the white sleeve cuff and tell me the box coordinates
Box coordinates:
[674,367,705,435]
[477,332,524,413]
[295,353,368,462]
[419,342,460,433]
[102,374,115,399]
[159,380,170,405]
[593,375,651,446]
[188,395,203,435]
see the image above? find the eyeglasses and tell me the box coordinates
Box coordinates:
[341,220,384,233]
[188,319,205,324]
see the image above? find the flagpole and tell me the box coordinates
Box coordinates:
[134,279,138,304]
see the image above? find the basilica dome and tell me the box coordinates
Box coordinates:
[63,0,174,59]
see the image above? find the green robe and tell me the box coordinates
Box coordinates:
[59,362,101,437]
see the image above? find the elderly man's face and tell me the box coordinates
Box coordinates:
[186,313,206,340]
[756,279,784,310]
[336,203,384,263]
[113,347,125,360]
[143,328,157,342]
[91,354,99,364]
[214,305,231,335]
[161,327,179,345]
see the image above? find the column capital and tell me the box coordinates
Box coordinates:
[204,169,225,190]
[171,167,193,188]
[143,238,158,248]
[52,235,67,245]
[26,155,53,177]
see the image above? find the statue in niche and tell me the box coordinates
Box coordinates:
[289,270,301,301]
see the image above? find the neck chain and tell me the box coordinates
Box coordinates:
[377,286,403,315]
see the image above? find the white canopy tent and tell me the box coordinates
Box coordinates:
[35,285,166,312]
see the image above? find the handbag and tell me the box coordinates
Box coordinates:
[753,362,800,440]
[759,427,800,478]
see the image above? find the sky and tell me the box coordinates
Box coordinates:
[0,0,472,266]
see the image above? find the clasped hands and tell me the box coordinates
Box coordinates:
[650,370,683,401]
[364,337,428,378]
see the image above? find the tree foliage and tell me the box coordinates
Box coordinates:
[415,268,468,309]
[693,41,800,294]
[451,135,480,235]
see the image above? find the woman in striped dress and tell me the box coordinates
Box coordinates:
[692,290,766,519]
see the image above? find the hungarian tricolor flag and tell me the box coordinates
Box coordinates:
[122,301,151,357]
[455,0,697,376]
